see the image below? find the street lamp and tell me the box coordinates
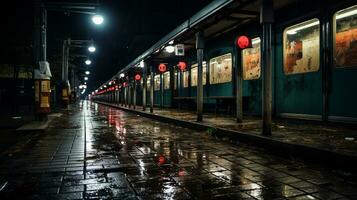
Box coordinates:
[88,45,96,53]
[85,59,91,65]
[92,14,104,25]
[85,71,90,75]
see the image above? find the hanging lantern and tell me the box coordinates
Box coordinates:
[135,74,141,81]
[158,63,167,73]
[236,35,252,49]
[178,61,187,71]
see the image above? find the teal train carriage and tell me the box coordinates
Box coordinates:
[92,0,357,124]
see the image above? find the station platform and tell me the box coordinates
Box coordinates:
[1,101,357,199]
[95,101,357,171]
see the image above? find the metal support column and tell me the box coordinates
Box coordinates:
[196,31,204,122]
[160,73,164,108]
[133,81,136,109]
[128,82,132,108]
[235,46,243,122]
[142,64,147,111]
[150,67,154,113]
[261,0,274,136]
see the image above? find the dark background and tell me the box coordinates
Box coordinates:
[1,0,211,96]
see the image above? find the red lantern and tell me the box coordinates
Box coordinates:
[158,63,167,73]
[178,61,187,71]
[236,35,252,49]
[135,74,141,81]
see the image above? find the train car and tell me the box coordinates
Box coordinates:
[94,0,357,124]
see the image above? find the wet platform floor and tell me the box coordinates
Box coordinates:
[0,101,356,199]
[101,103,357,157]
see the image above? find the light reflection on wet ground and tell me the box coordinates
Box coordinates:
[86,101,357,199]
[0,101,356,199]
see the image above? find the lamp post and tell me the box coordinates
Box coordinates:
[34,1,104,112]
[61,39,96,108]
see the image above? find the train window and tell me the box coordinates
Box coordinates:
[334,5,357,68]
[183,70,189,88]
[147,76,151,89]
[209,53,232,84]
[283,18,320,75]
[242,37,261,80]
[163,71,170,90]
[190,62,207,86]
[154,75,160,91]
[174,72,177,90]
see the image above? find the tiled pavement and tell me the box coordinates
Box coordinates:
[0,101,356,199]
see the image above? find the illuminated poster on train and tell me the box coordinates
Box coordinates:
[147,76,151,89]
[242,38,261,80]
[163,71,170,90]
[174,72,177,90]
[209,53,232,84]
[154,75,160,91]
[283,18,320,75]
[190,63,207,86]
[334,5,357,67]
[183,71,189,88]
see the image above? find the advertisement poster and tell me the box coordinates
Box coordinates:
[242,40,261,80]
[209,53,232,84]
[154,75,160,91]
[284,20,320,75]
[335,27,357,67]
[183,71,189,88]
[190,63,207,86]
[163,72,170,90]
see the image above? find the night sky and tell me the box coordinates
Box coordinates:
[2,0,211,95]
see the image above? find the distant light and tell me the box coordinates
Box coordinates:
[84,77,88,80]
[165,45,175,53]
[169,40,174,45]
[104,85,107,88]
[84,82,87,84]
[88,46,96,53]
[120,73,125,78]
[140,60,145,68]
[85,59,91,65]
[85,71,90,75]
[92,14,104,25]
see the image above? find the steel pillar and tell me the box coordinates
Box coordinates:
[261,0,274,136]
[196,31,204,122]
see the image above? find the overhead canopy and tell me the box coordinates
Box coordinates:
[98,0,297,90]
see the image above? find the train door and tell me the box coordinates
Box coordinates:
[276,18,323,120]
[328,5,357,122]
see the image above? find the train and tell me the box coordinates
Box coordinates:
[92,0,357,124]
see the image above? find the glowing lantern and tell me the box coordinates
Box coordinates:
[135,74,141,81]
[236,35,252,49]
[178,62,187,71]
[158,155,165,165]
[158,63,167,73]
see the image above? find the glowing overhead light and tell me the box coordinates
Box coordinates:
[120,73,125,78]
[92,14,104,25]
[85,59,91,65]
[84,77,88,81]
[88,46,96,53]
[85,71,90,75]
[286,20,319,35]
[84,82,87,84]
[336,6,357,20]
[140,60,145,68]
[252,38,261,45]
[104,85,107,88]
[169,40,174,45]
[165,45,175,53]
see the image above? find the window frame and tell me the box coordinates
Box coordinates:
[209,52,233,85]
[283,18,321,76]
[332,5,357,69]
